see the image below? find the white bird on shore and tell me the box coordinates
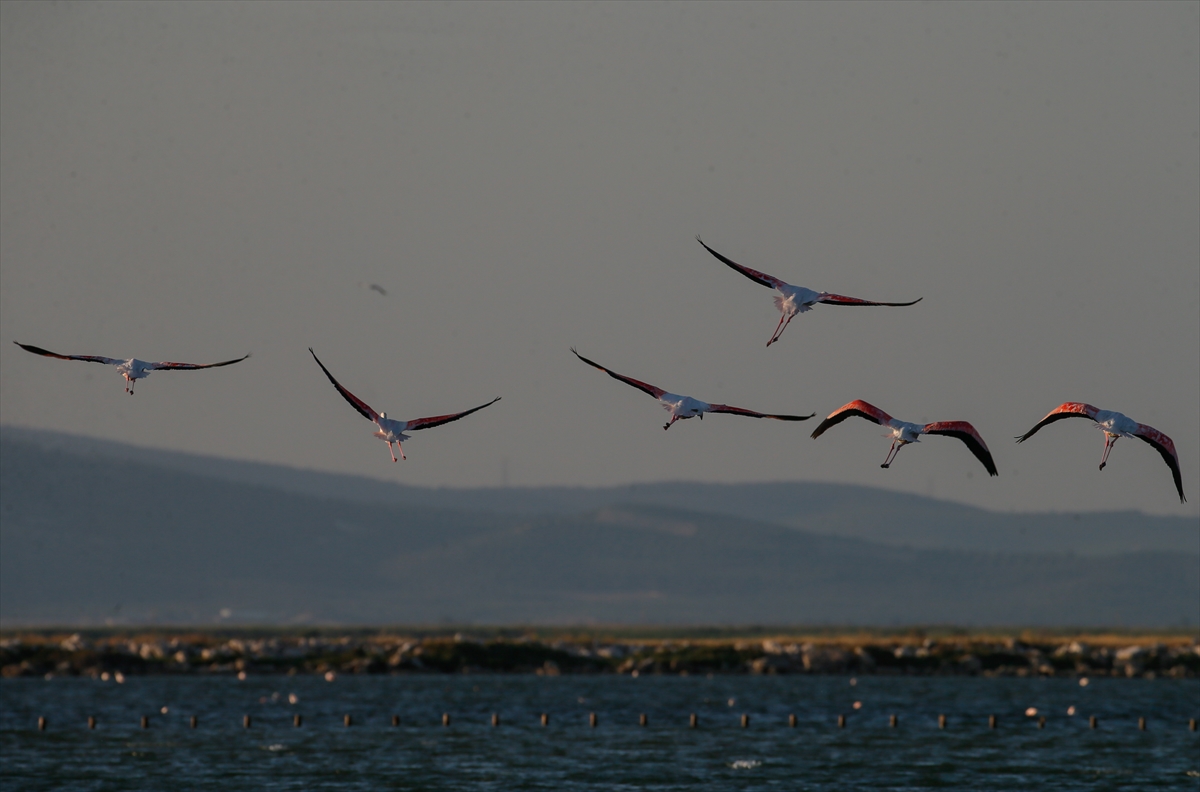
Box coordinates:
[696,237,923,346]
[1016,402,1185,503]
[811,399,998,475]
[14,342,249,395]
[309,348,500,462]
[572,348,814,430]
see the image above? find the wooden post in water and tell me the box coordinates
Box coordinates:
[1138,717,1146,731]
[189,716,197,729]
[442,713,451,727]
[540,713,549,727]
[140,715,149,729]
[1037,716,1046,729]
[243,715,251,728]
[88,716,96,730]
[740,714,749,728]
[294,714,302,727]
[589,712,598,728]
[37,717,46,731]
[1190,719,1197,732]
[789,713,797,728]
[837,714,846,729]
[938,714,947,729]
[391,715,400,727]
[639,713,647,727]
[491,713,499,727]
[889,714,898,728]
[344,714,352,727]
[690,713,698,728]
[988,715,997,729]
[1089,715,1098,729]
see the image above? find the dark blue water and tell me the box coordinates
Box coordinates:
[2,675,1197,790]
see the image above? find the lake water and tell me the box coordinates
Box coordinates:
[2,674,1197,790]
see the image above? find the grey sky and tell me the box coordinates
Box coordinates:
[2,1,1197,516]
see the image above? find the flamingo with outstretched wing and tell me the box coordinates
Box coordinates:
[309,348,499,462]
[14,341,249,394]
[572,348,814,430]
[1016,403,1185,503]
[811,399,998,475]
[696,237,922,346]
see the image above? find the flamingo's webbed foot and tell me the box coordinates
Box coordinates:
[1099,462,1106,471]
[880,463,890,469]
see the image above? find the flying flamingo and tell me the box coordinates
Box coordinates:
[14,341,249,395]
[696,237,923,346]
[572,348,814,430]
[1016,403,1185,502]
[309,348,499,462]
[810,399,998,475]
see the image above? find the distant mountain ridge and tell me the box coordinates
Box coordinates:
[1,427,1197,627]
[4,426,1195,556]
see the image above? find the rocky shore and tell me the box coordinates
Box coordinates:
[3,630,1197,680]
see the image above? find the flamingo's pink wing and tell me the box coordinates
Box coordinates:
[406,397,501,432]
[924,420,999,477]
[14,342,122,366]
[308,348,380,423]
[572,348,667,399]
[1133,423,1186,503]
[696,237,787,290]
[708,403,815,421]
[810,400,894,439]
[1015,402,1100,443]
[151,354,250,371]
[818,293,922,307]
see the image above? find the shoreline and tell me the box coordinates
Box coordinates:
[3,628,1197,679]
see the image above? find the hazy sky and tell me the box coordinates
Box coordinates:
[2,1,1197,516]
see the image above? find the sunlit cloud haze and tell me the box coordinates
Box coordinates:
[1,1,1197,516]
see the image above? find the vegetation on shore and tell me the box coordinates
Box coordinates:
[2,627,1196,679]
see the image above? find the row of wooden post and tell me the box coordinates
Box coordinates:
[36,715,1199,731]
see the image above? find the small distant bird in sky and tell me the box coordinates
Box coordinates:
[1016,403,1185,502]
[811,399,998,475]
[572,348,814,430]
[696,237,922,347]
[368,283,387,296]
[308,348,499,462]
[14,341,249,395]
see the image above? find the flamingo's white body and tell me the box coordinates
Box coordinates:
[811,399,998,475]
[572,348,813,430]
[1016,403,1185,502]
[696,238,923,346]
[14,342,249,394]
[309,348,499,462]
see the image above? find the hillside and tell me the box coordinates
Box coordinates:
[1,427,1196,627]
[5,427,1196,556]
